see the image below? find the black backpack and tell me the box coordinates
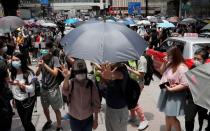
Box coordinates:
[143,54,154,85]
[124,78,141,110]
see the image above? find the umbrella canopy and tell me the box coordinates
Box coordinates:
[137,20,151,25]
[124,17,136,25]
[147,16,158,23]
[106,16,117,21]
[35,20,45,26]
[157,21,175,28]
[182,18,197,24]
[106,19,116,23]
[0,16,24,33]
[117,20,129,26]
[201,24,210,31]
[167,16,179,23]
[185,63,210,110]
[60,22,148,64]
[64,18,79,24]
[71,21,86,27]
[41,22,57,27]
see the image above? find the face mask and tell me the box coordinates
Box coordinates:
[75,74,86,81]
[41,49,49,56]
[12,61,21,69]
[194,60,202,66]
[1,46,7,53]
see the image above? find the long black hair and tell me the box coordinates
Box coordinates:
[113,62,129,91]
[10,52,33,83]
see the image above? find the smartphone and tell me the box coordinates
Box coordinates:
[159,82,170,89]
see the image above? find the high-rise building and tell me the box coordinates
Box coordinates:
[109,0,164,15]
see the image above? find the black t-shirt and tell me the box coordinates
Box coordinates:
[106,80,127,109]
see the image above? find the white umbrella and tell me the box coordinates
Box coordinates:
[41,23,57,27]
[137,20,151,25]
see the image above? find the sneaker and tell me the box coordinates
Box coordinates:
[56,127,63,131]
[42,120,52,131]
[138,120,149,130]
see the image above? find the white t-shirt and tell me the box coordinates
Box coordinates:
[11,73,35,101]
[137,56,147,85]
[138,56,147,73]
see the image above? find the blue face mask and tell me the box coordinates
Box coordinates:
[12,61,21,69]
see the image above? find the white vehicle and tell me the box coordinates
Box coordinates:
[146,37,210,73]
[199,32,210,38]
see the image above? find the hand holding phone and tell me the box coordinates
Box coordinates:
[159,82,170,89]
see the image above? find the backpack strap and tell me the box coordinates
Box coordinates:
[68,79,74,104]
[86,79,93,107]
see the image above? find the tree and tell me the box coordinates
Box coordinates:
[1,0,19,16]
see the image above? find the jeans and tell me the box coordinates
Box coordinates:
[15,96,36,131]
[69,115,93,131]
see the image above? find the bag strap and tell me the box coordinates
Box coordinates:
[68,79,74,104]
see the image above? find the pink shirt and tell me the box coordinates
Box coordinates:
[161,63,189,87]
[62,79,101,120]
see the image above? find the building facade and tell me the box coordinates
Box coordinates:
[20,0,109,10]
[110,0,166,15]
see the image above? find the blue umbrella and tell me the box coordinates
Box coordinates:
[117,20,128,26]
[157,22,175,28]
[64,18,79,24]
[124,17,136,25]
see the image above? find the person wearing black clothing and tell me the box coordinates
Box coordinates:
[0,41,13,131]
[0,70,13,131]
[100,63,129,131]
[185,48,210,131]
[149,29,158,49]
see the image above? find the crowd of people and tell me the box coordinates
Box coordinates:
[0,14,210,131]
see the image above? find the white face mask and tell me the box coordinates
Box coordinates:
[75,74,86,81]
[194,60,202,66]
[12,61,21,69]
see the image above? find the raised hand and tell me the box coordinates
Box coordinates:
[38,60,44,67]
[101,63,117,80]
[61,64,72,79]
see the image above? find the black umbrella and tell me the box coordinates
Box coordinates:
[61,22,148,64]
[0,16,24,33]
